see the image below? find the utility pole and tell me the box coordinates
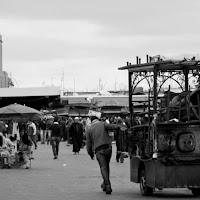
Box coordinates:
[74,77,76,92]
[61,68,64,91]
[98,78,104,91]
[114,77,117,91]
[98,78,101,91]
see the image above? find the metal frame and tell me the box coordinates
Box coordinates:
[119,58,200,126]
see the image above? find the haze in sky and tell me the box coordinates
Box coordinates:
[0,0,200,91]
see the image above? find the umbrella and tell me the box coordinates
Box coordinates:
[0,103,43,121]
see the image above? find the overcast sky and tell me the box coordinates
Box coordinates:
[1,0,200,91]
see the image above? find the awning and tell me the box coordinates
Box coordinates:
[0,86,61,97]
[101,110,122,114]
[57,106,89,117]
[68,107,89,117]
[56,107,70,116]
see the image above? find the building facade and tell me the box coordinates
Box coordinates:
[0,34,2,72]
[0,34,14,88]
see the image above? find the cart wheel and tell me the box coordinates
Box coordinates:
[191,188,200,196]
[140,169,153,196]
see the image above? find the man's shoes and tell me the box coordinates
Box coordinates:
[105,186,112,194]
[54,156,58,159]
[101,183,106,191]
[101,183,112,194]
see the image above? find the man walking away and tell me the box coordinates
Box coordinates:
[59,117,67,141]
[39,119,47,144]
[86,110,120,195]
[49,116,62,159]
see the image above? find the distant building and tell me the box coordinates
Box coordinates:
[0,34,14,88]
[0,86,61,110]
[0,71,9,87]
[0,34,2,72]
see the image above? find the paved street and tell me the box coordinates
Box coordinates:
[0,142,198,200]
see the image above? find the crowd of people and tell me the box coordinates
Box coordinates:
[0,120,34,169]
[0,113,130,195]
[0,115,88,168]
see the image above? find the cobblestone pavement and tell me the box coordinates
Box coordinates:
[0,142,198,200]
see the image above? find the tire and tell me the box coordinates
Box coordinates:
[140,169,153,196]
[191,188,200,196]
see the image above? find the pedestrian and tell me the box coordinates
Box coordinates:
[59,117,66,141]
[80,118,87,148]
[114,117,128,163]
[18,122,27,138]
[69,117,83,154]
[12,120,20,141]
[66,117,74,146]
[39,118,47,144]
[49,116,62,159]
[7,120,13,138]
[86,110,120,194]
[27,119,37,150]
[46,119,53,145]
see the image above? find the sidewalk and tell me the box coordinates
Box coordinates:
[0,142,135,200]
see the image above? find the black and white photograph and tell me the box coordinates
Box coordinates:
[0,0,200,199]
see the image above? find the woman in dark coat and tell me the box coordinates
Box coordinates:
[69,117,83,154]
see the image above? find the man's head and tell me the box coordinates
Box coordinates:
[117,117,123,124]
[22,134,30,145]
[90,116,98,122]
[54,116,59,122]
[27,119,32,125]
[88,110,101,122]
